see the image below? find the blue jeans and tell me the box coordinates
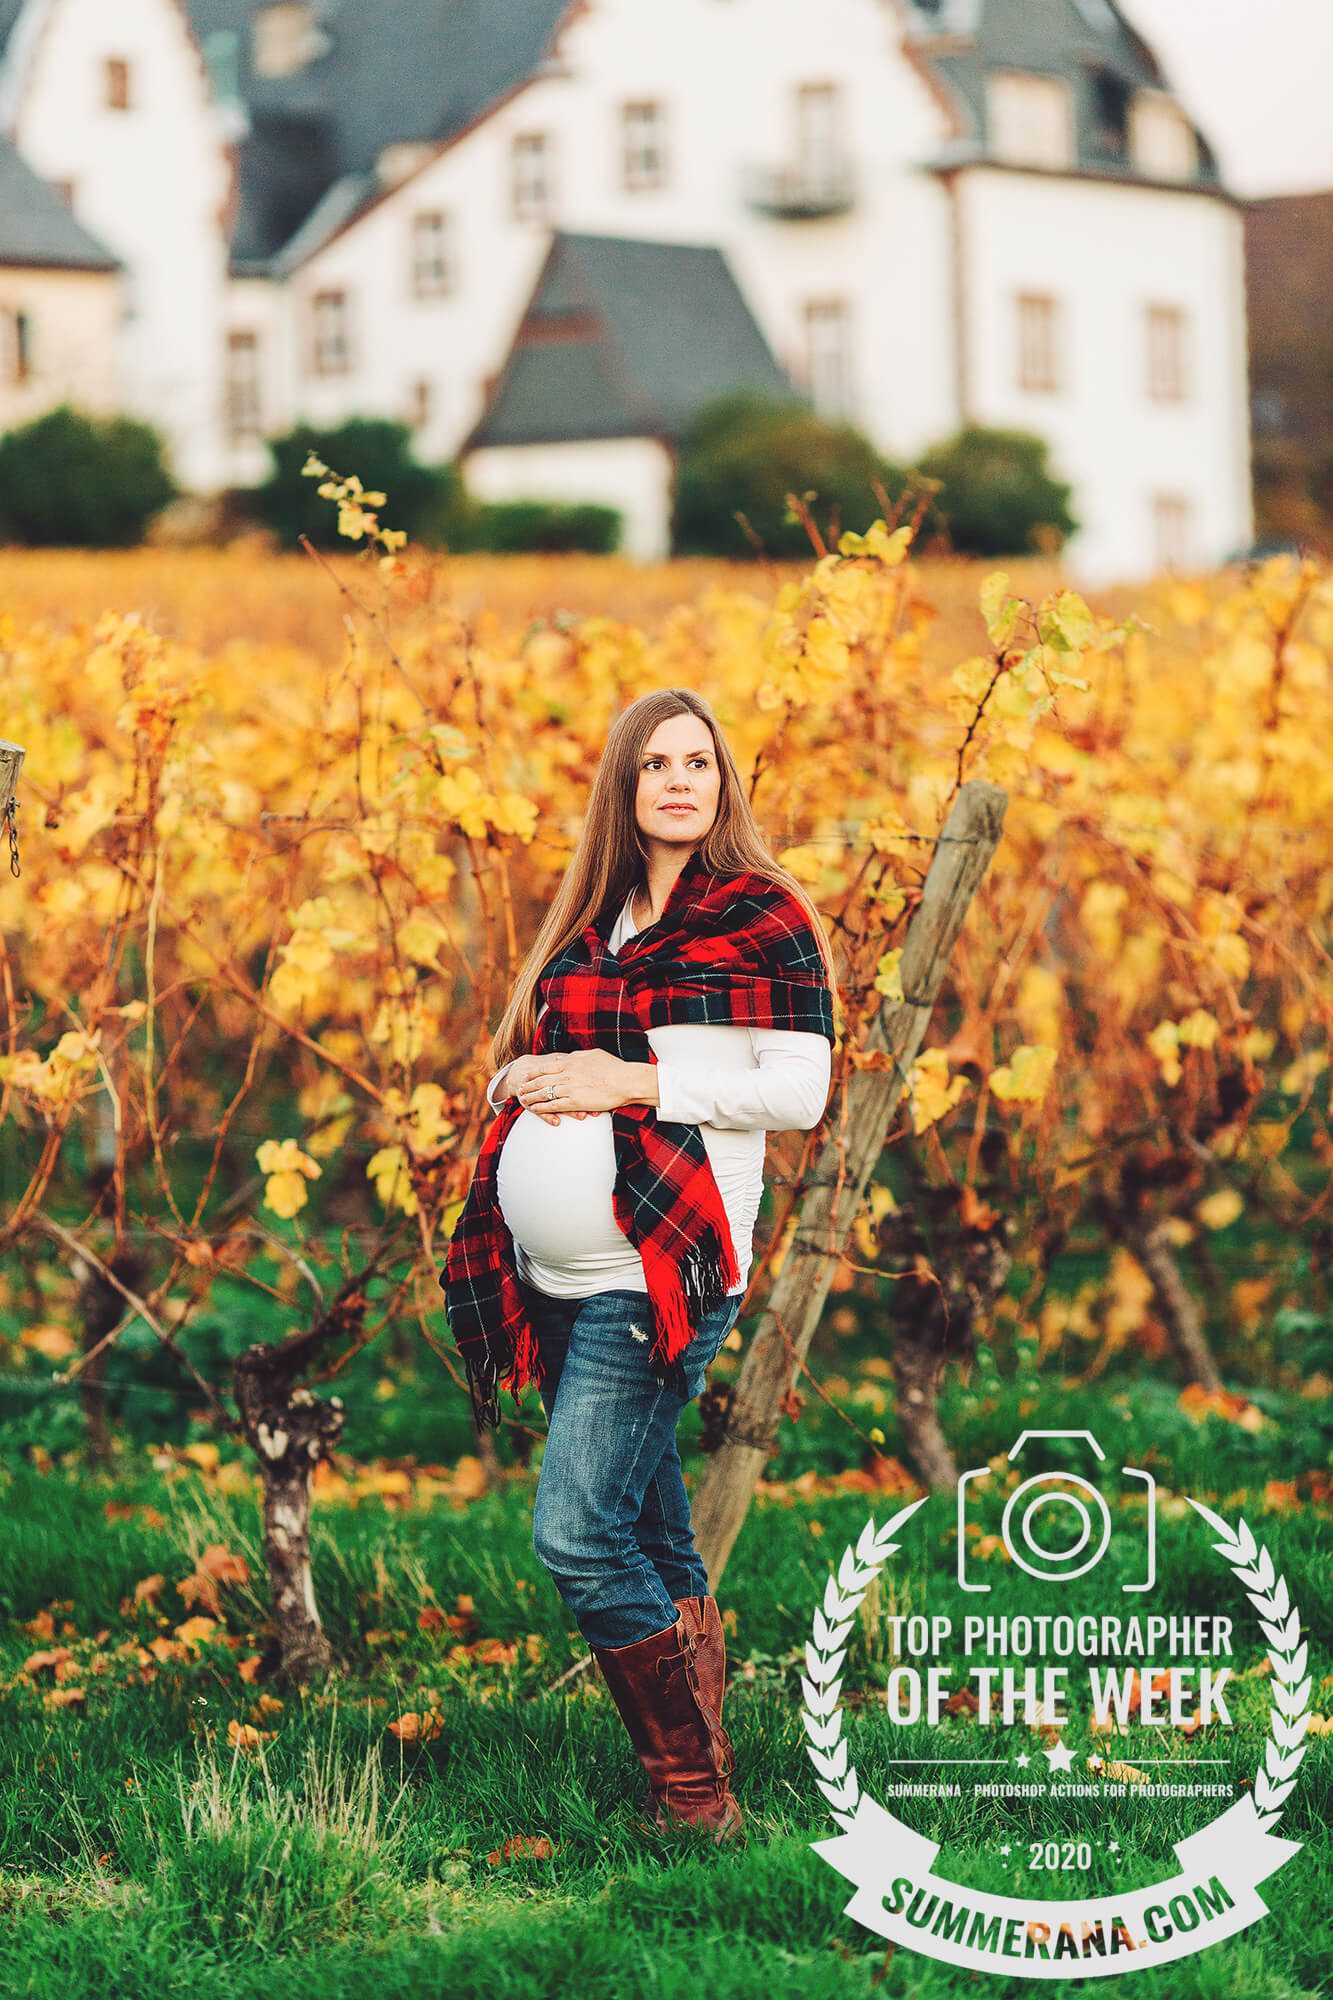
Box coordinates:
[520,1279,744,1650]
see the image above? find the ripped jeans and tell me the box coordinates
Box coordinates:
[520,1279,744,1650]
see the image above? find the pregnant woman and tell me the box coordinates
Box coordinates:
[441,686,838,1841]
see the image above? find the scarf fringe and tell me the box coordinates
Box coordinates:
[645,1218,739,1395]
[462,1291,540,1435]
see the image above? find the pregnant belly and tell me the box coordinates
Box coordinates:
[496,1110,634,1263]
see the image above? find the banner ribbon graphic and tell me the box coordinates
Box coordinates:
[812,1795,1301,1979]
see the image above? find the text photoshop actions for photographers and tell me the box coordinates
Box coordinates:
[801,1430,1309,1980]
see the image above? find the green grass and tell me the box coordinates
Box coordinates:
[0,1356,1329,1999]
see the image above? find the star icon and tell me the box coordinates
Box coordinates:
[1107,1840,1120,1854]
[1015,1753,1030,1768]
[1044,1738,1077,1774]
[1000,1844,1011,1856]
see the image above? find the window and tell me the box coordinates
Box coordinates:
[795,82,843,194]
[310,289,351,376]
[1,308,33,385]
[622,101,666,190]
[105,56,132,110]
[411,212,454,299]
[407,378,433,432]
[225,329,261,441]
[1129,91,1197,180]
[987,72,1074,169]
[803,298,854,419]
[1016,292,1060,392]
[1152,492,1192,571]
[511,132,553,220]
[1146,304,1188,402]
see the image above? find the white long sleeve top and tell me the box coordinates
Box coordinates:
[490,887,832,1299]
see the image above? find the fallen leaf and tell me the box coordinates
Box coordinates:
[178,1545,251,1616]
[43,1687,86,1708]
[174,1616,220,1648]
[451,1457,488,1500]
[486,1833,554,1864]
[1087,1754,1151,1785]
[23,1647,74,1678]
[227,1720,275,1753]
[387,1709,443,1743]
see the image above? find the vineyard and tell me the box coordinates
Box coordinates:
[0,490,1329,1999]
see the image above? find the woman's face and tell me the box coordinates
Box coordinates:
[634,713,722,856]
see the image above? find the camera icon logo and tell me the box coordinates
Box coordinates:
[956,1429,1156,1593]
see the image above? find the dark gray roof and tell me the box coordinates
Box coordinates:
[0,0,1219,275]
[467,232,798,450]
[184,0,576,268]
[904,0,1222,188]
[0,135,119,269]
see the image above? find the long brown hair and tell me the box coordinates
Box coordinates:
[490,687,840,1068]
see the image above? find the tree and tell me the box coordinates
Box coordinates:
[248,419,456,550]
[0,404,177,547]
[910,425,1078,556]
[672,392,900,558]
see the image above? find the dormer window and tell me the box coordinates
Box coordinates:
[1090,69,1130,161]
[1129,91,1198,180]
[252,3,324,81]
[987,72,1074,171]
[105,57,132,110]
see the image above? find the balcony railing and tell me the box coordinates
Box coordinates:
[742,159,857,219]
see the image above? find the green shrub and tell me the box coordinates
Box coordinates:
[465,497,621,554]
[672,392,896,559]
[908,424,1078,556]
[0,404,177,546]
[248,418,455,550]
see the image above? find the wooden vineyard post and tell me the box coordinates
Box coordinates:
[691,780,1008,1585]
[1,740,24,880]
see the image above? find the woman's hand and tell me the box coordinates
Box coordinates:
[501,1053,580,1126]
[513,1049,658,1119]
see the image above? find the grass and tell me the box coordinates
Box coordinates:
[0,1352,1329,1999]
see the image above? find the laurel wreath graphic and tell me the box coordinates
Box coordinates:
[800,1495,1310,1835]
[1184,1498,1311,1827]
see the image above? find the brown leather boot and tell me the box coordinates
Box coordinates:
[592,1611,743,1842]
[671,1596,736,1773]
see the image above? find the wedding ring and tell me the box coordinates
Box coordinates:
[546,1084,556,1100]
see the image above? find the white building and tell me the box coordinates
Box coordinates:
[0,0,1252,579]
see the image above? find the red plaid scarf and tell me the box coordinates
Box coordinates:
[440,848,836,1430]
